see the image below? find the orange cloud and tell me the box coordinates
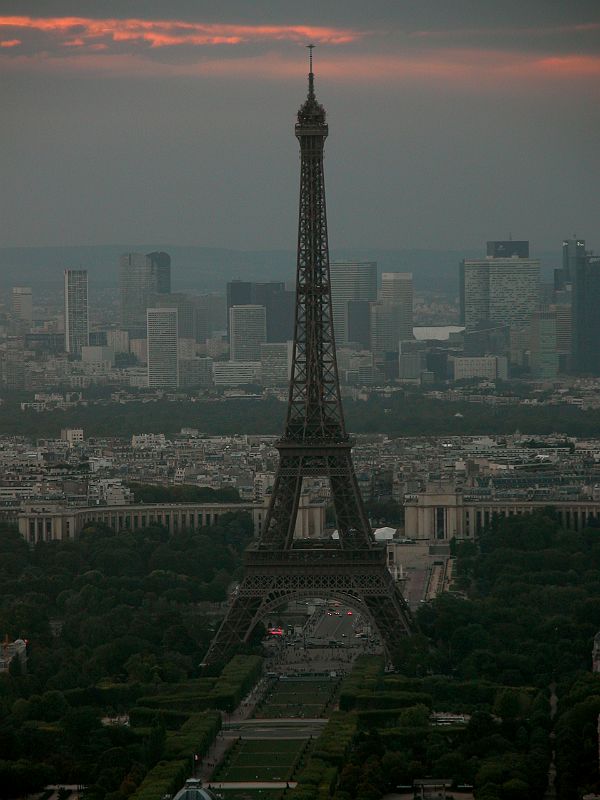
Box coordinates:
[0,17,598,91]
[0,16,360,48]
[4,48,599,90]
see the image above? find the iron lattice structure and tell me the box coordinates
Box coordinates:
[204,53,413,666]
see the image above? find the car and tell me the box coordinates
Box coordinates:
[347,611,353,615]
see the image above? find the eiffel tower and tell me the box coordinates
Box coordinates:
[204,48,413,666]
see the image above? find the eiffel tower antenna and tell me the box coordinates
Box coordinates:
[203,53,414,667]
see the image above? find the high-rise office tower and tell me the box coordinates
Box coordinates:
[570,240,600,375]
[229,305,267,361]
[119,251,171,336]
[370,301,412,356]
[380,272,413,336]
[530,310,559,379]
[64,270,89,356]
[147,308,178,387]
[460,242,540,330]
[329,261,377,345]
[226,281,293,342]
[264,287,295,342]
[347,300,371,349]
[151,293,196,340]
[260,342,293,387]
[148,251,171,294]
[369,273,413,356]
[556,238,586,290]
[380,272,413,307]
[226,280,253,317]
[12,287,33,329]
[193,293,227,343]
[549,301,572,372]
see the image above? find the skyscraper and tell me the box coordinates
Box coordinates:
[558,238,586,288]
[260,342,293,387]
[530,310,559,379]
[460,242,540,330]
[329,261,377,345]
[12,287,33,329]
[119,251,171,336]
[147,308,178,388]
[367,272,414,356]
[64,269,89,356]
[347,300,371,349]
[571,241,600,375]
[380,272,413,307]
[148,251,171,294]
[229,305,267,362]
[226,280,293,342]
[151,293,196,340]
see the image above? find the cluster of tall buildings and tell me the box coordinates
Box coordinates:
[3,236,599,393]
[459,238,600,379]
[221,264,414,387]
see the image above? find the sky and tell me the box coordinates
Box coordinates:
[1,1,599,253]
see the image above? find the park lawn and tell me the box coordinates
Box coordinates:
[214,739,307,782]
[214,791,285,800]
[254,679,338,719]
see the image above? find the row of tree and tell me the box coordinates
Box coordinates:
[325,510,600,800]
[0,513,254,798]
[3,393,600,437]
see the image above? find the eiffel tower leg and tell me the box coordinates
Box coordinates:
[202,588,263,666]
[363,590,413,665]
[260,460,303,549]
[329,451,372,548]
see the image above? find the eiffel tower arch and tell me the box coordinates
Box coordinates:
[204,49,414,667]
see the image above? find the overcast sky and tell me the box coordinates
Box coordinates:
[1,0,599,252]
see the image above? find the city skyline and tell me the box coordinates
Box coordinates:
[1,1,598,252]
[1,14,600,797]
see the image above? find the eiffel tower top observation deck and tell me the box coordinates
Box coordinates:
[284,46,345,445]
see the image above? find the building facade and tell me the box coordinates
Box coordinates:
[229,305,267,361]
[226,281,293,343]
[330,261,378,345]
[453,355,508,381]
[213,361,261,386]
[18,499,325,542]
[64,269,89,356]
[461,243,540,332]
[12,287,33,329]
[260,342,293,387]
[147,308,179,388]
[530,310,559,379]
[405,487,600,541]
[119,251,171,336]
[571,241,600,375]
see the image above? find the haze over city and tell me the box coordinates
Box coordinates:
[1,0,599,251]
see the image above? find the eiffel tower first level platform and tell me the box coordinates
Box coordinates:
[203,50,415,668]
[203,542,413,666]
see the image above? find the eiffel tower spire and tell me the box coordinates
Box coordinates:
[203,56,413,667]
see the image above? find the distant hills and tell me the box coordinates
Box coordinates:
[0,244,560,295]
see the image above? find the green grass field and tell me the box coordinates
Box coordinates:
[212,790,285,800]
[213,739,307,782]
[253,678,338,719]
